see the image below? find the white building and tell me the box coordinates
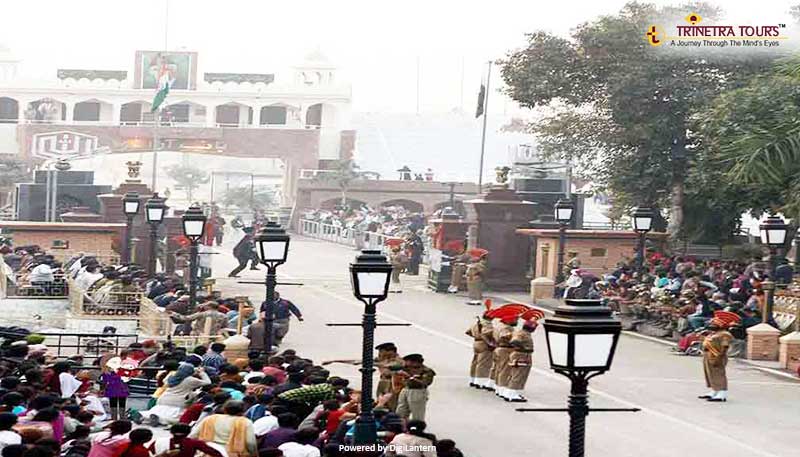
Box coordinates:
[0,46,355,204]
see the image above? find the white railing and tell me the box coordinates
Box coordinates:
[297,219,400,252]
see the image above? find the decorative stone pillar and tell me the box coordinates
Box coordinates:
[111,103,121,125]
[531,277,555,302]
[252,106,262,127]
[779,332,800,372]
[746,323,781,361]
[64,102,75,122]
[205,105,216,127]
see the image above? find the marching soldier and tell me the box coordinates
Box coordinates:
[389,246,408,292]
[481,306,498,391]
[505,319,538,402]
[491,317,515,400]
[699,318,733,402]
[465,313,494,389]
[448,249,472,294]
[466,252,488,305]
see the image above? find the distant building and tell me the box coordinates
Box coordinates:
[0,46,354,205]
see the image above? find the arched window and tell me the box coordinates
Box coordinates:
[261,106,287,125]
[0,97,19,123]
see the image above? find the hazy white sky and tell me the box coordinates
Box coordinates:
[1,0,796,113]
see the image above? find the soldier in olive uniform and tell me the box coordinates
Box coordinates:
[466,254,488,305]
[395,353,436,421]
[465,314,494,389]
[491,318,515,400]
[321,342,404,411]
[506,319,537,402]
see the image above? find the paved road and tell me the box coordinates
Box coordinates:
[209,233,799,457]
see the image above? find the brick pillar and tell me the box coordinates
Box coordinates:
[779,332,800,372]
[746,323,781,361]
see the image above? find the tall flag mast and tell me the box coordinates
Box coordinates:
[476,61,492,190]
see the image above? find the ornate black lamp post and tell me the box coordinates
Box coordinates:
[554,199,575,287]
[254,222,290,356]
[631,207,653,274]
[122,192,140,264]
[182,206,207,311]
[543,298,623,457]
[759,214,788,325]
[349,249,393,445]
[144,194,166,277]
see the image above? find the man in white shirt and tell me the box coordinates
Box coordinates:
[253,411,279,437]
[76,264,103,291]
[277,428,321,457]
[0,412,22,453]
[29,262,55,283]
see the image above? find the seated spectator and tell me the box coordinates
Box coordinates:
[190,401,257,457]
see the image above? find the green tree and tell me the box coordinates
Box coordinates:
[0,156,31,189]
[221,185,276,212]
[313,159,362,207]
[165,164,209,202]
[499,1,775,240]
[697,60,800,221]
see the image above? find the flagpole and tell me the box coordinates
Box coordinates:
[152,110,159,191]
[164,0,170,50]
[477,61,492,191]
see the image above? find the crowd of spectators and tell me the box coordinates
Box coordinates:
[0,245,66,297]
[580,252,797,340]
[301,206,426,241]
[0,334,463,457]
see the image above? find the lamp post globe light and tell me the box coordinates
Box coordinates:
[121,192,140,264]
[759,214,788,325]
[254,222,291,357]
[631,207,654,274]
[144,193,167,278]
[543,298,622,457]
[554,199,575,290]
[349,249,393,446]
[182,205,207,311]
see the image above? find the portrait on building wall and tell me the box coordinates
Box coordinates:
[136,51,194,90]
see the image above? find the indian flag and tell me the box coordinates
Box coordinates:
[151,65,174,113]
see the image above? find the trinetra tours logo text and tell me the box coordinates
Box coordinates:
[646,13,788,48]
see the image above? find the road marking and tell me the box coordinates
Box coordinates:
[619,377,798,386]
[302,280,784,457]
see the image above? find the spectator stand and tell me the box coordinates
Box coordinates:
[0,254,69,298]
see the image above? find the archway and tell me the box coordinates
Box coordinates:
[433,200,465,215]
[74,99,113,122]
[320,197,367,210]
[26,98,65,122]
[380,199,424,213]
[120,101,151,124]
[216,102,252,127]
[260,105,288,125]
[0,97,18,123]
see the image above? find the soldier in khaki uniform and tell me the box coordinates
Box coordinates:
[481,310,498,391]
[466,253,488,305]
[491,317,515,401]
[448,250,472,294]
[395,353,436,421]
[506,319,537,402]
[699,318,734,402]
[389,246,408,291]
[465,314,494,389]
